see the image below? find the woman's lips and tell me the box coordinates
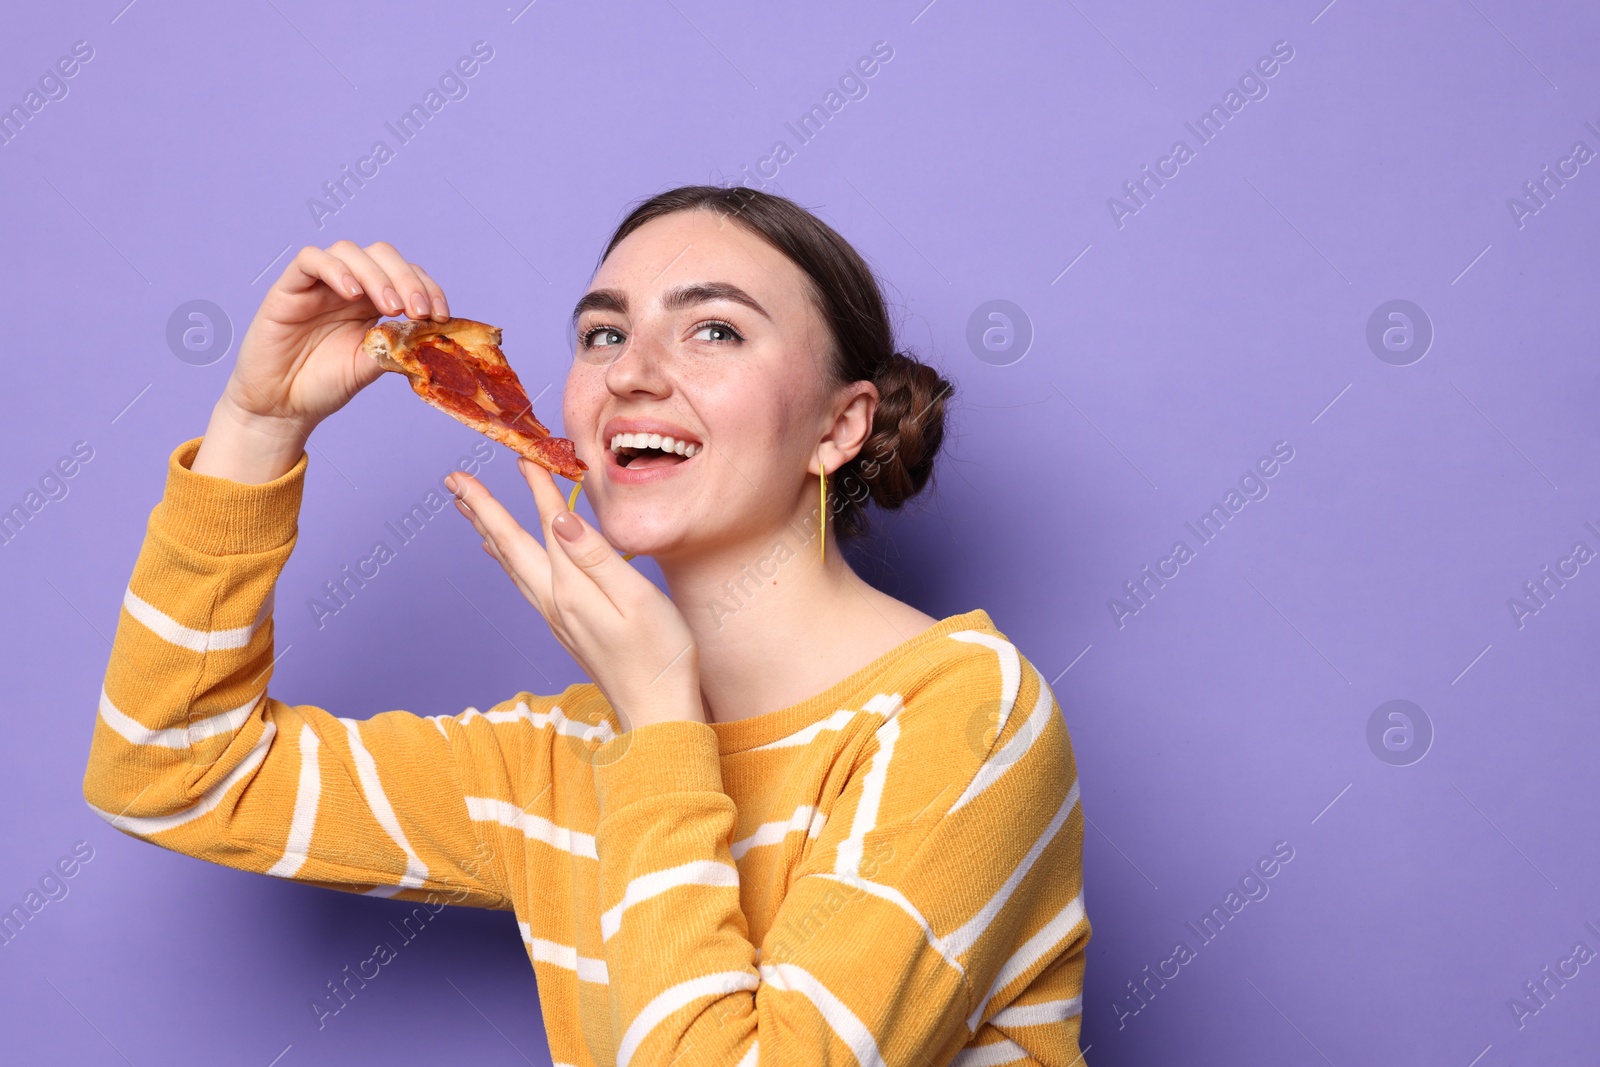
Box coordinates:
[604,442,698,484]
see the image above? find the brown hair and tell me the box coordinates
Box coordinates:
[598,184,953,540]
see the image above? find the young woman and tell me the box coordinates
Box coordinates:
[83,186,1090,1066]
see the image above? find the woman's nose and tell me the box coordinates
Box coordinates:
[604,329,671,396]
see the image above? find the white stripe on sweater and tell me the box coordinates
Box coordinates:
[969,890,1088,1031]
[617,970,760,1067]
[602,860,740,941]
[517,922,610,984]
[821,634,1019,880]
[457,701,617,744]
[758,962,885,1067]
[265,723,322,878]
[466,796,598,859]
[951,1037,1031,1067]
[746,692,901,753]
[729,805,826,861]
[950,662,1054,815]
[809,872,965,976]
[949,631,1021,745]
[946,777,1080,959]
[97,685,262,749]
[834,716,900,878]
[123,585,272,653]
[361,884,406,899]
[87,721,277,835]
[338,718,429,889]
[748,709,857,752]
[861,692,904,717]
[990,996,1083,1028]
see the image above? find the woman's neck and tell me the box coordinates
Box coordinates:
[656,510,939,725]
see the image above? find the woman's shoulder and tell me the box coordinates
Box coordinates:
[837,609,1078,849]
[892,608,1042,694]
[888,608,1069,759]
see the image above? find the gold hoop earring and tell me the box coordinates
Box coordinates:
[819,459,827,564]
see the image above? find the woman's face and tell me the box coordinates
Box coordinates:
[561,209,852,560]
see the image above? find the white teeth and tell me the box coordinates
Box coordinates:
[608,431,702,457]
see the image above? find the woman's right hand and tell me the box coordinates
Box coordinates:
[192,241,450,484]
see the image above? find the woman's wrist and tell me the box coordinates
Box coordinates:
[190,396,312,485]
[614,677,706,731]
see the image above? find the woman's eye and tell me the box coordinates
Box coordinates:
[582,326,625,347]
[692,321,742,343]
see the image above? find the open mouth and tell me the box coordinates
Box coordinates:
[609,432,701,471]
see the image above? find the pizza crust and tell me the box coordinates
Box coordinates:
[361,316,587,479]
[363,316,507,373]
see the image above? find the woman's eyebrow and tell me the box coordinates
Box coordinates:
[571,288,627,326]
[570,282,772,326]
[661,282,772,321]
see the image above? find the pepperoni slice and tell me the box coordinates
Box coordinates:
[410,339,587,478]
[414,342,481,399]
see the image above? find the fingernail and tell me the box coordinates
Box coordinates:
[409,292,429,317]
[552,511,583,542]
[432,297,448,320]
[382,287,402,314]
[342,274,362,297]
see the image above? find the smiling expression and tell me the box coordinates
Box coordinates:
[561,208,867,561]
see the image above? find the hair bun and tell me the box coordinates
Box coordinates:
[846,351,953,523]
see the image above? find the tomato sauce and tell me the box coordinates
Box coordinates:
[411,339,587,476]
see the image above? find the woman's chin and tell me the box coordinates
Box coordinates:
[593,511,688,560]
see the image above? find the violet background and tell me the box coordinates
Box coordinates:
[3,1,1598,1064]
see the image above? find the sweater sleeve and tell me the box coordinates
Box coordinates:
[81,436,513,911]
[589,641,1091,1067]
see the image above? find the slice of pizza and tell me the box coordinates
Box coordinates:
[361,317,587,480]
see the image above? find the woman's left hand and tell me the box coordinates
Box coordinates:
[445,456,705,731]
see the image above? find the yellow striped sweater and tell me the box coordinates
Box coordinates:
[82,436,1092,1067]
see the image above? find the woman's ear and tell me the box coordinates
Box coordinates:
[818,381,879,472]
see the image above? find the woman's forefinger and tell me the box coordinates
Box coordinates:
[518,456,575,530]
[446,470,554,610]
[518,457,613,608]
